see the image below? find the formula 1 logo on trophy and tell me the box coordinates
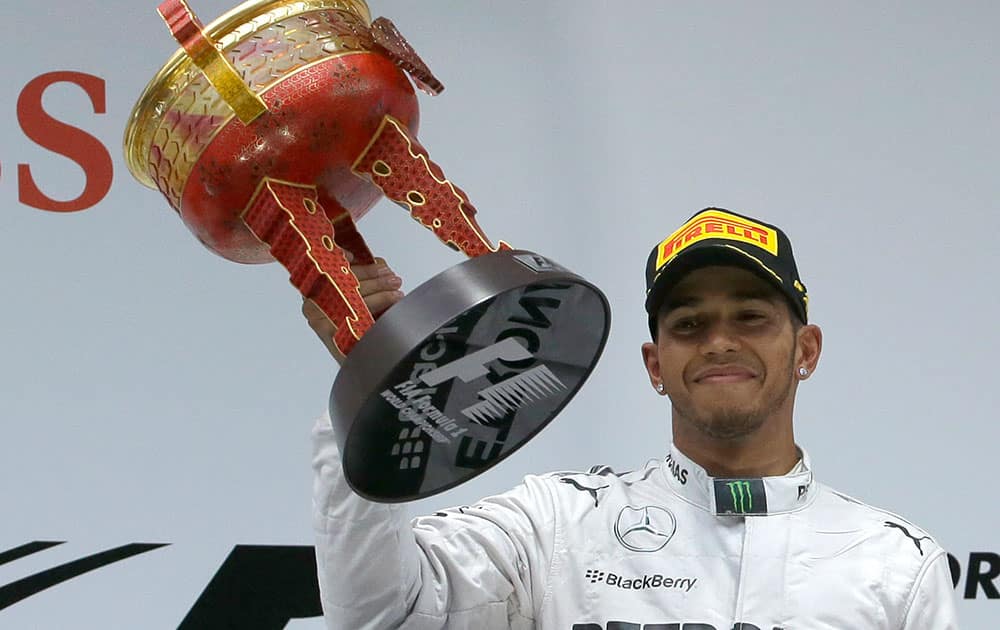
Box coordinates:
[124,0,611,501]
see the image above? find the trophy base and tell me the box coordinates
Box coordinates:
[329,250,610,502]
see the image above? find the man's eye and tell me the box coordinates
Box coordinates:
[737,311,767,323]
[672,318,700,331]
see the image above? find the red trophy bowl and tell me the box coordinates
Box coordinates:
[125,0,610,501]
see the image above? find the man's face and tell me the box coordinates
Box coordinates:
[644,265,803,440]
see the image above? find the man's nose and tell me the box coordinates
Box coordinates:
[700,320,741,355]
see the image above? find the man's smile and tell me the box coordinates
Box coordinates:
[692,364,758,384]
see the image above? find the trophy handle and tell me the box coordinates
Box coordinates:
[353,116,512,258]
[157,0,268,124]
[242,178,374,356]
[320,193,377,268]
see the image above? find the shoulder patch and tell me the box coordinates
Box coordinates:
[558,476,610,508]
[824,486,939,555]
[883,520,934,557]
[546,463,655,509]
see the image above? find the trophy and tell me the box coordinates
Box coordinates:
[124,0,610,501]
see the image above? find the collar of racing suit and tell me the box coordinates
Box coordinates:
[660,444,816,516]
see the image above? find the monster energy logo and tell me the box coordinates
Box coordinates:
[727,481,753,513]
[714,478,768,516]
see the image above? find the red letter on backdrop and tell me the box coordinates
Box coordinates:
[17,71,113,212]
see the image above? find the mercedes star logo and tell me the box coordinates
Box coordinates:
[614,505,677,553]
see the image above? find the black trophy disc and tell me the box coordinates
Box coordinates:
[329,249,611,502]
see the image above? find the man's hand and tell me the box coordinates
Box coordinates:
[302,255,404,364]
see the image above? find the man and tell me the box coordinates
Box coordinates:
[307,208,959,629]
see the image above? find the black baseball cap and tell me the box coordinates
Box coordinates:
[644,208,808,337]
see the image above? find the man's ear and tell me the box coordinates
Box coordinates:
[641,341,664,392]
[795,323,823,377]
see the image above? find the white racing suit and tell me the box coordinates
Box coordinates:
[313,413,959,629]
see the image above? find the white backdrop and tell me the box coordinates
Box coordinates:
[1,0,997,627]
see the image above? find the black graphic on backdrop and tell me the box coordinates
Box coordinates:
[0,541,63,567]
[0,541,323,625]
[0,541,167,610]
[178,545,321,628]
[950,552,1000,599]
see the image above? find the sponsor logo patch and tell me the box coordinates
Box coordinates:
[664,452,689,485]
[614,505,676,552]
[884,521,932,556]
[654,209,778,270]
[714,478,768,516]
[583,568,697,593]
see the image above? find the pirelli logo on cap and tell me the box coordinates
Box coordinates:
[655,210,779,270]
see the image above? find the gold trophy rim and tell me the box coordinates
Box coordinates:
[122,0,373,190]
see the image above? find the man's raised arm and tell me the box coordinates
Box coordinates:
[306,258,553,630]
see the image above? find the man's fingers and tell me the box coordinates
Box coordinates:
[366,289,405,316]
[357,271,402,297]
[351,263,393,284]
[301,256,402,361]
[354,259,403,315]
[302,299,335,334]
[302,259,402,326]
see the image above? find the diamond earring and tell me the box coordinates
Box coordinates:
[798,367,809,378]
